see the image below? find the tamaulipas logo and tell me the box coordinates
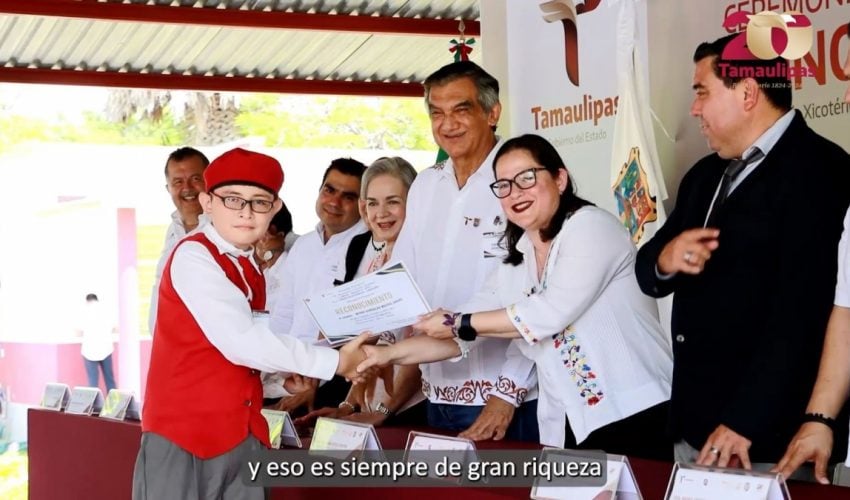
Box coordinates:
[539,0,602,86]
[721,10,815,78]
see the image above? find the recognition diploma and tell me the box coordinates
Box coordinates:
[303,262,430,345]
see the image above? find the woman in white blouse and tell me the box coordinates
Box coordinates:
[357,134,674,460]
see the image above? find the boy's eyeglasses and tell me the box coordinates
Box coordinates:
[489,167,548,199]
[210,192,275,213]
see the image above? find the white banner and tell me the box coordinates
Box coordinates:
[505,0,638,214]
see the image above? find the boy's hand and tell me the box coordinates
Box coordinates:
[337,332,373,380]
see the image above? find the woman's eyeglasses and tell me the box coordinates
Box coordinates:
[489,167,548,199]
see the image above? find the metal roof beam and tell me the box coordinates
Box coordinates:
[0,1,480,36]
[0,66,425,97]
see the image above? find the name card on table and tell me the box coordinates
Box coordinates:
[310,417,383,460]
[99,390,137,421]
[403,431,479,485]
[261,409,302,448]
[40,383,71,411]
[665,463,789,500]
[65,387,104,416]
[531,449,642,500]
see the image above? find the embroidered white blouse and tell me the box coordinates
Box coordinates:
[461,206,673,446]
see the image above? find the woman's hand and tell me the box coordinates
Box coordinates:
[413,309,458,340]
[356,344,396,377]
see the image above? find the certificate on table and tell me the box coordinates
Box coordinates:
[303,261,430,345]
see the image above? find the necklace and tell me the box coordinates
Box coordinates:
[371,238,386,252]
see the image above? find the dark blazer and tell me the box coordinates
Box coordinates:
[635,111,850,462]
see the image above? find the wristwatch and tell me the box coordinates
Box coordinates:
[375,402,393,417]
[458,313,477,341]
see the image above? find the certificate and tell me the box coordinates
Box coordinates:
[303,261,430,345]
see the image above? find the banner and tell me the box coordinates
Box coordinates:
[645,0,850,208]
[505,0,630,213]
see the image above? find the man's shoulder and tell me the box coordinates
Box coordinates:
[287,230,321,256]
[677,153,723,188]
[778,111,847,159]
[417,160,449,179]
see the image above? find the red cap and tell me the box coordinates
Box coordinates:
[204,148,284,195]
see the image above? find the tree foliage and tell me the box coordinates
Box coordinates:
[236,95,434,149]
[0,91,434,152]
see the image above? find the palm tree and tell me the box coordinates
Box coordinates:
[105,89,240,146]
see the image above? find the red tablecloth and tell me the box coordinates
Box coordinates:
[28,408,850,499]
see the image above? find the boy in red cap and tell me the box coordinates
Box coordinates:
[133,148,367,499]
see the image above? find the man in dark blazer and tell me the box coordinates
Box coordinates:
[635,33,850,471]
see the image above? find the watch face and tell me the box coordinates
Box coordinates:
[458,326,477,342]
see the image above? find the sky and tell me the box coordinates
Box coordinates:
[0,83,109,121]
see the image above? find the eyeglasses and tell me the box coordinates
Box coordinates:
[489,167,548,198]
[210,192,275,213]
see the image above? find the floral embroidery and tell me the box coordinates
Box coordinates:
[423,379,495,404]
[433,160,447,171]
[508,304,538,344]
[552,326,604,406]
[378,331,396,344]
[495,376,528,405]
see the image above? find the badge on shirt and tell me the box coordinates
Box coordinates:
[481,230,507,259]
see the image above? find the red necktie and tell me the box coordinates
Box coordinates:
[237,256,266,311]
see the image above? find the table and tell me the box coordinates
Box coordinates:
[28,408,850,499]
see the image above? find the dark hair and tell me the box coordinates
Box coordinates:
[424,61,500,115]
[693,33,792,111]
[164,147,209,177]
[86,293,98,302]
[270,201,294,235]
[321,158,367,186]
[493,134,594,266]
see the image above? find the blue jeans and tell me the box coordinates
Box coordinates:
[427,399,540,443]
[84,354,116,392]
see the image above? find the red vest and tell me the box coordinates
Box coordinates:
[142,233,271,458]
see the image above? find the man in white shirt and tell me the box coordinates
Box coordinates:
[776,23,850,484]
[268,158,368,411]
[390,61,539,441]
[76,293,116,392]
[149,147,209,334]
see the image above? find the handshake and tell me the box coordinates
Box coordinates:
[335,332,394,384]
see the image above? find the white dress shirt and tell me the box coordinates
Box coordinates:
[472,206,672,446]
[392,143,538,407]
[170,223,339,379]
[264,231,300,313]
[79,301,114,362]
[835,207,850,307]
[148,212,209,334]
[703,109,796,226]
[269,220,367,339]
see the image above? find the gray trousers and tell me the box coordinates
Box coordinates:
[674,439,823,483]
[132,432,267,500]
